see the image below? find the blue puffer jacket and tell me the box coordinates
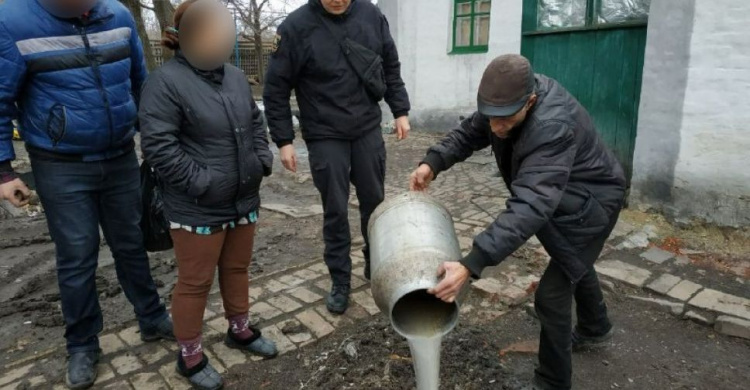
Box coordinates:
[0,0,147,163]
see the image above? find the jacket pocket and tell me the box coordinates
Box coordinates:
[45,104,68,147]
[552,193,610,250]
[196,168,236,208]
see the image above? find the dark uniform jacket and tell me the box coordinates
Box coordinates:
[422,75,626,282]
[263,0,410,147]
[139,54,273,226]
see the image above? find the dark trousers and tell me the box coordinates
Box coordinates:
[32,150,167,354]
[534,211,620,390]
[307,129,386,286]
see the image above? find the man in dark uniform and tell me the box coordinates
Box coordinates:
[264,0,411,314]
[411,54,626,390]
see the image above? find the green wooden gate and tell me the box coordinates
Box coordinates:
[521,0,649,180]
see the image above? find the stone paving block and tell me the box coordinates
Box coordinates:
[307,263,329,275]
[288,286,323,304]
[277,274,305,287]
[100,334,126,355]
[595,260,652,288]
[129,373,169,390]
[352,255,365,265]
[93,362,117,384]
[646,273,682,295]
[248,287,264,300]
[453,223,471,231]
[714,315,750,340]
[315,305,352,328]
[159,364,191,390]
[688,289,750,321]
[26,375,45,388]
[628,295,685,316]
[207,316,229,334]
[141,345,171,365]
[616,232,650,250]
[296,309,335,338]
[203,308,218,320]
[471,278,504,297]
[667,280,703,301]
[267,294,303,313]
[265,279,290,293]
[103,380,132,389]
[640,247,675,264]
[210,342,247,369]
[111,353,142,375]
[202,348,227,374]
[683,310,715,326]
[0,363,33,387]
[293,269,320,281]
[260,325,296,354]
[610,220,636,238]
[458,236,474,250]
[314,278,332,293]
[463,219,486,227]
[511,275,541,292]
[249,301,283,321]
[118,326,143,347]
[351,275,367,289]
[351,290,380,315]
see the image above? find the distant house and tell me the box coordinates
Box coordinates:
[379,0,750,227]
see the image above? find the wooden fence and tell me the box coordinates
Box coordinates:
[150,40,273,81]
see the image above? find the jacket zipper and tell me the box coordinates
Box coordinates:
[77,21,115,149]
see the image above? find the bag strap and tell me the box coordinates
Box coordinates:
[313,12,350,55]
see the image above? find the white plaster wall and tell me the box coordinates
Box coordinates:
[379,0,522,129]
[633,0,750,226]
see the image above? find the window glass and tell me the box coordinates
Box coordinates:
[455,16,472,47]
[475,0,491,13]
[474,15,491,46]
[457,1,472,15]
[598,0,650,24]
[537,0,587,29]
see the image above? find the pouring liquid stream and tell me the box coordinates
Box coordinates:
[391,290,458,390]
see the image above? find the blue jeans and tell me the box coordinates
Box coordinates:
[31,150,167,354]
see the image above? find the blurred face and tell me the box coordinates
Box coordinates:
[179,0,236,71]
[321,0,352,15]
[40,0,97,18]
[489,95,537,139]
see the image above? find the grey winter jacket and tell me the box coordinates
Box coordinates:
[421,75,626,282]
[139,54,273,227]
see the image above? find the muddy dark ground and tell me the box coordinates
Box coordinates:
[223,285,750,390]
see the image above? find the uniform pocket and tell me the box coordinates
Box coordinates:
[45,104,68,146]
[552,193,610,250]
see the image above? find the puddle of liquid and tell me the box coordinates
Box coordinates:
[391,290,458,390]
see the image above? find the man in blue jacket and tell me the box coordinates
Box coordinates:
[0,0,173,387]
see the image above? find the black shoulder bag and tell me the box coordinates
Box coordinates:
[315,13,387,101]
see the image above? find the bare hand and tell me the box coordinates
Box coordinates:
[428,262,470,303]
[0,178,31,208]
[279,144,297,173]
[394,116,411,140]
[409,164,434,191]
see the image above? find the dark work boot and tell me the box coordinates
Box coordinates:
[141,315,176,342]
[326,284,351,314]
[572,327,614,352]
[66,350,100,389]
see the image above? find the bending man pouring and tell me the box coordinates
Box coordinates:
[411,54,626,390]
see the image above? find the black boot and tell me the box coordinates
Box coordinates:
[141,315,176,342]
[326,284,351,314]
[572,327,614,352]
[66,350,100,389]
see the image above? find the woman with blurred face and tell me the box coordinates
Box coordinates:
[139,1,277,388]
